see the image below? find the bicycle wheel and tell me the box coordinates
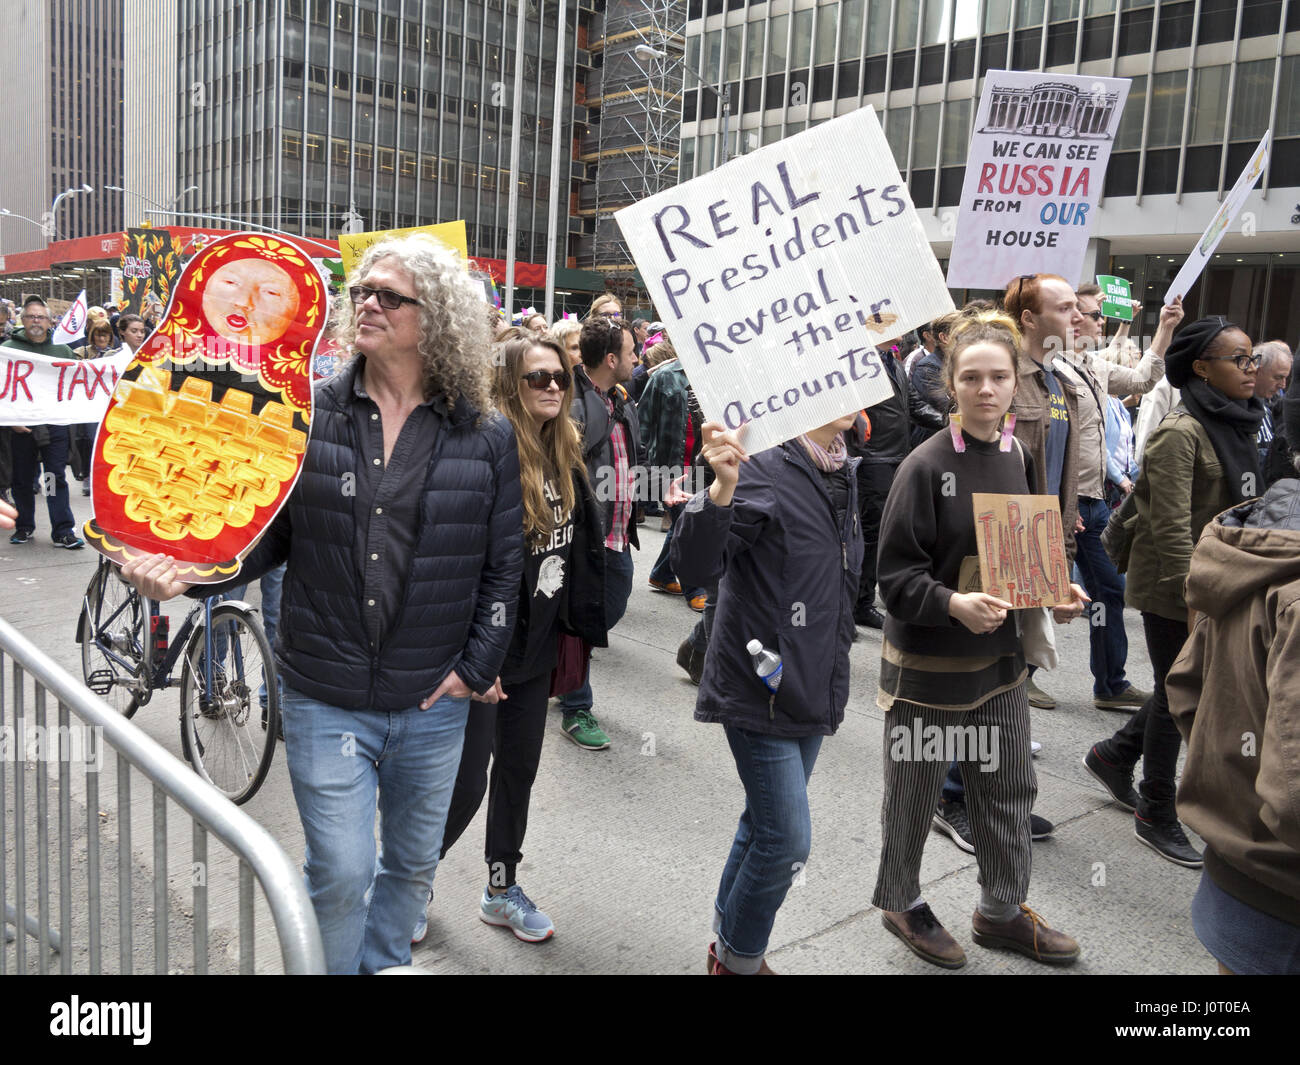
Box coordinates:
[179,603,279,805]
[78,559,149,717]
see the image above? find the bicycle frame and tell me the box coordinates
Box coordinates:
[79,565,146,679]
[147,595,255,700]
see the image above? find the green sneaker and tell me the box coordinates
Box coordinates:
[561,709,610,750]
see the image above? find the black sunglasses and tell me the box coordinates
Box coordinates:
[349,285,420,310]
[1081,310,1104,322]
[521,369,571,391]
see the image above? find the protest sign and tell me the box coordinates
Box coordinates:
[0,348,133,425]
[615,106,953,454]
[87,233,327,584]
[946,71,1130,290]
[1163,131,1270,305]
[1097,274,1132,321]
[337,220,468,275]
[120,227,185,316]
[52,290,89,345]
[971,492,1072,608]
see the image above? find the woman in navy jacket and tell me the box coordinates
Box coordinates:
[673,413,861,974]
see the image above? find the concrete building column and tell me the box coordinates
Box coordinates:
[1079,238,1111,287]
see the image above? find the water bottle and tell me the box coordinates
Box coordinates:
[747,638,782,693]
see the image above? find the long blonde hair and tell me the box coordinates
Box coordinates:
[492,337,586,546]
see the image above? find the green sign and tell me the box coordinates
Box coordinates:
[1097,274,1133,321]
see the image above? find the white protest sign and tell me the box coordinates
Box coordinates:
[51,289,89,345]
[946,71,1130,290]
[615,106,954,454]
[0,347,133,425]
[1163,131,1270,306]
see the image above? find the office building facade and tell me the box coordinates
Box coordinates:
[0,0,123,258]
[121,0,604,310]
[678,0,1300,343]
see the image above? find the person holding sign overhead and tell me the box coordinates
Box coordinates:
[873,311,1086,969]
[672,412,862,975]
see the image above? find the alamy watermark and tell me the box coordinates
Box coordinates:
[888,719,1001,773]
[0,718,105,772]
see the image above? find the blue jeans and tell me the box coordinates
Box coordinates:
[714,726,822,973]
[280,685,471,974]
[557,545,635,714]
[649,503,705,601]
[1074,496,1130,697]
[11,426,75,537]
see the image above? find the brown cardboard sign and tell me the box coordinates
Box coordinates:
[971,493,1071,608]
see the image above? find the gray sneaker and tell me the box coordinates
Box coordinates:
[480,884,554,942]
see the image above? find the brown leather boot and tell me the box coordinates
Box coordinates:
[881,904,967,969]
[707,941,777,974]
[971,904,1080,965]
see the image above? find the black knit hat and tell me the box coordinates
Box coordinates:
[1165,315,1237,388]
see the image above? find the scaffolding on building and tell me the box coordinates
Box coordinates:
[580,0,685,302]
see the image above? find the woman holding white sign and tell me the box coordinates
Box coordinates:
[672,411,862,975]
[873,311,1086,969]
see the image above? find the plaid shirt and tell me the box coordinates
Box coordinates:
[596,383,633,551]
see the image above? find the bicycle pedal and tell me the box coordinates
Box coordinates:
[86,669,115,696]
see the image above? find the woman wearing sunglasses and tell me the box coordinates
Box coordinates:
[413,335,607,946]
[1085,317,1265,869]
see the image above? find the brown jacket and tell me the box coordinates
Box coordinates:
[1125,407,1237,622]
[1011,351,1079,563]
[1167,483,1300,927]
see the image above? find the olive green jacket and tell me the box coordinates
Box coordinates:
[1126,407,1238,621]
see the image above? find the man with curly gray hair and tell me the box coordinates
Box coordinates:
[122,233,523,974]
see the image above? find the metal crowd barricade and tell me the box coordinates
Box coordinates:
[0,616,324,974]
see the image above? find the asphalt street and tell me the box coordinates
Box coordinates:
[0,489,1214,975]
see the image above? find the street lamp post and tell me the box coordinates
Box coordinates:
[635,43,731,170]
[43,184,94,239]
[105,184,201,227]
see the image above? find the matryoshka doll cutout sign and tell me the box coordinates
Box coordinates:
[86,233,325,583]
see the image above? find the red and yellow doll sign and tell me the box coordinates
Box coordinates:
[86,233,326,582]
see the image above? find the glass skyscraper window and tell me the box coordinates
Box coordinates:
[1230,59,1275,141]
[840,0,864,61]
[1146,71,1188,149]
[1190,65,1229,145]
[791,8,812,68]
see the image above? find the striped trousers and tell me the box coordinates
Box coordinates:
[872,684,1037,913]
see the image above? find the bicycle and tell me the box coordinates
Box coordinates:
[77,555,280,805]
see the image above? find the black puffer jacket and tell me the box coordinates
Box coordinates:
[672,442,862,737]
[204,361,524,711]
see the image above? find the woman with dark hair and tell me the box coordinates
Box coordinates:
[873,311,1085,969]
[672,410,862,975]
[1085,317,1265,869]
[413,335,607,946]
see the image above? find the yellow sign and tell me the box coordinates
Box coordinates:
[336,220,469,275]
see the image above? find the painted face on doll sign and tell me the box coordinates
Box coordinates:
[85,233,325,582]
[201,257,301,347]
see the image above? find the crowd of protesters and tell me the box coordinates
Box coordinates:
[4,236,1295,975]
